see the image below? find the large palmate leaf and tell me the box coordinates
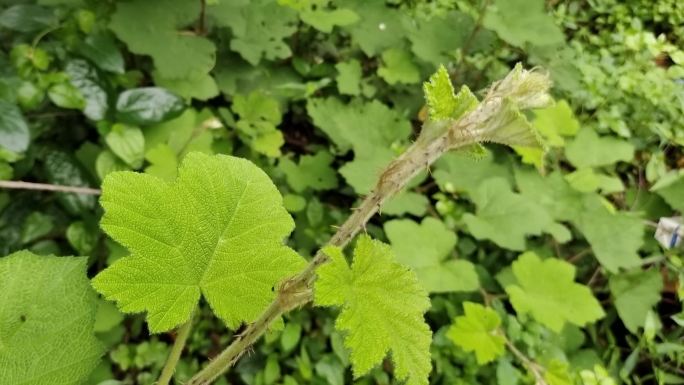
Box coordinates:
[0,251,103,384]
[505,252,604,331]
[463,178,570,250]
[385,217,479,293]
[92,152,305,333]
[447,302,506,364]
[315,236,432,385]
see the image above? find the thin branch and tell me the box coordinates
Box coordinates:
[505,338,547,385]
[0,180,101,195]
[158,312,195,385]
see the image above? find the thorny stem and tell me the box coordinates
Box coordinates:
[0,180,101,195]
[188,65,552,384]
[158,312,195,385]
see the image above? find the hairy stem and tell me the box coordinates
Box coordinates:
[504,338,547,384]
[0,180,101,195]
[188,65,551,384]
[158,313,195,385]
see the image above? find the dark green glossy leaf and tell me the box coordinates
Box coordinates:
[66,59,109,120]
[0,101,30,154]
[42,150,96,215]
[77,32,125,74]
[0,5,56,33]
[115,87,185,125]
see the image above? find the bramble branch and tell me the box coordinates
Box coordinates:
[187,65,552,385]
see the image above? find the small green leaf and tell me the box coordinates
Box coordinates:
[336,60,362,96]
[307,98,412,194]
[109,0,215,79]
[377,48,420,85]
[144,143,178,182]
[565,128,634,168]
[92,152,305,332]
[505,252,605,331]
[315,236,432,385]
[0,251,103,384]
[532,100,579,147]
[422,65,478,121]
[433,150,513,195]
[385,217,479,293]
[447,302,506,364]
[115,87,185,126]
[651,170,684,213]
[278,151,338,192]
[66,220,99,255]
[105,124,145,169]
[573,195,643,272]
[48,82,86,110]
[610,269,663,333]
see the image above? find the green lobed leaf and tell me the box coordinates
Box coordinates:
[565,128,635,168]
[505,251,605,331]
[278,151,338,193]
[211,0,298,65]
[109,0,215,80]
[463,178,569,250]
[447,302,506,364]
[433,149,513,195]
[609,269,663,333]
[532,100,579,147]
[384,217,479,293]
[307,98,412,194]
[92,152,306,332]
[377,48,420,85]
[573,195,643,272]
[315,236,432,385]
[0,251,103,384]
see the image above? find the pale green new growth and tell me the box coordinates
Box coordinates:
[447,302,505,364]
[384,217,479,293]
[92,152,305,333]
[314,236,432,385]
[422,65,478,122]
[505,252,604,331]
[0,251,103,384]
[420,65,478,146]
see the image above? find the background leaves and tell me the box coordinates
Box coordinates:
[0,0,683,384]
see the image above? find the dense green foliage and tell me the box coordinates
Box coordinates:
[1,0,683,385]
